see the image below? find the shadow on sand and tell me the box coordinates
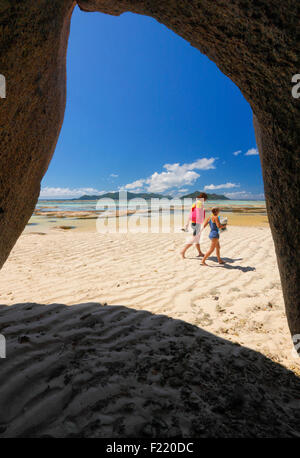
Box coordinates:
[197,256,256,272]
[0,302,299,438]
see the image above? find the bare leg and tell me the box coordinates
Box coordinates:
[195,243,204,257]
[180,243,192,258]
[201,239,217,265]
[216,240,225,264]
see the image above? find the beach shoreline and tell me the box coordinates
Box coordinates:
[27,198,269,234]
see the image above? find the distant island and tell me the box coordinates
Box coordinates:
[72,191,230,200]
[72,192,172,200]
[180,191,230,200]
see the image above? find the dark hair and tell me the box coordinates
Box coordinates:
[211,207,220,216]
[197,192,208,200]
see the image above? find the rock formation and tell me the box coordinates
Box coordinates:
[0,1,299,339]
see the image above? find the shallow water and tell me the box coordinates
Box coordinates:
[26,199,269,234]
[37,198,266,213]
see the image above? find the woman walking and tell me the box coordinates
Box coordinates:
[201,207,226,266]
[180,192,207,258]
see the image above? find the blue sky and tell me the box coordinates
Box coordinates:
[41,6,264,200]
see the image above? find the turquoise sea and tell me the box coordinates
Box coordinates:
[36,199,266,213]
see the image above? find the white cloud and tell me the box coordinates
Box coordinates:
[40,187,105,199]
[224,191,265,200]
[124,179,146,190]
[233,150,242,156]
[204,182,240,190]
[146,169,200,193]
[245,148,259,156]
[124,158,216,194]
[110,173,118,178]
[163,158,216,172]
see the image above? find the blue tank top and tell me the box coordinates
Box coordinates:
[209,217,219,239]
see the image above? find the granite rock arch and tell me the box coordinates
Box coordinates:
[0,1,299,340]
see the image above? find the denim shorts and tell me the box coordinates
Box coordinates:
[209,231,219,239]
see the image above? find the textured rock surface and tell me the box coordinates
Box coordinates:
[0,1,299,336]
[0,0,75,272]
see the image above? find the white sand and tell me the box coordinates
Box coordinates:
[0,225,298,371]
[0,225,299,437]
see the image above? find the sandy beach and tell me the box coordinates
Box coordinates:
[0,223,299,437]
[1,224,297,370]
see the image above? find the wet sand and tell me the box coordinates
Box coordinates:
[26,210,269,233]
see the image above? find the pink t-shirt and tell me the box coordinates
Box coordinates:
[189,201,205,224]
